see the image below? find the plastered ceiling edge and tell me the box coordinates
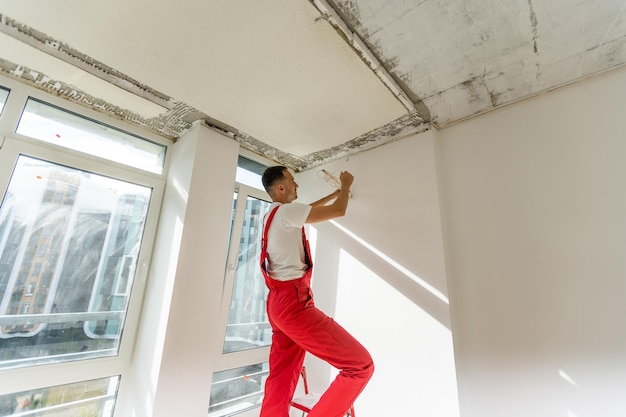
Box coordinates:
[0,13,431,172]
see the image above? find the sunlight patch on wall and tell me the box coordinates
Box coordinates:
[334,248,459,416]
[559,369,581,389]
[330,219,448,304]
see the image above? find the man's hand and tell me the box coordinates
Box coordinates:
[339,171,354,190]
[306,171,354,223]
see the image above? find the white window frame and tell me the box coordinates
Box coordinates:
[215,183,271,374]
[114,255,136,296]
[209,183,272,417]
[0,74,169,410]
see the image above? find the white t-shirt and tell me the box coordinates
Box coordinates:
[263,202,312,281]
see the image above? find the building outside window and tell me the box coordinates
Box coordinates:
[0,151,152,364]
[0,376,119,416]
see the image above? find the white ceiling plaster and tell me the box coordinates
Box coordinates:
[0,0,407,157]
[0,32,167,119]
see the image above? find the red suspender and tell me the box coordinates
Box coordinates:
[260,205,281,273]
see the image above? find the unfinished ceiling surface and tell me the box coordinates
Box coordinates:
[332,0,626,126]
[0,0,624,170]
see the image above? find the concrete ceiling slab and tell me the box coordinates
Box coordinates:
[330,0,626,126]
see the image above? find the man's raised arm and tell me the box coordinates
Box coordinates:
[305,171,354,224]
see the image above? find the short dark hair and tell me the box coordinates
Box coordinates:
[262,166,287,195]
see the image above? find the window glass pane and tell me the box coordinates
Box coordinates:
[223,195,271,354]
[235,167,264,191]
[16,98,166,174]
[0,87,9,115]
[209,363,268,417]
[235,156,265,191]
[0,155,152,369]
[0,376,119,416]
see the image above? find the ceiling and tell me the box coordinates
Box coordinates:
[0,0,624,171]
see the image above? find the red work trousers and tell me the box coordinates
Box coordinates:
[259,273,374,417]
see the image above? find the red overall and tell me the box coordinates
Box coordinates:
[259,205,374,417]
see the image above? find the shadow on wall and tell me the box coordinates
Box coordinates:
[313,220,451,330]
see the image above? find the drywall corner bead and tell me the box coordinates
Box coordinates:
[308,0,418,114]
[311,0,352,40]
[299,112,431,168]
[352,36,380,71]
[0,58,200,139]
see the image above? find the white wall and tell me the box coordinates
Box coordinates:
[436,65,626,417]
[295,130,460,417]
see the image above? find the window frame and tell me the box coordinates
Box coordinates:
[16,96,167,175]
[0,75,171,176]
[0,75,169,404]
[209,182,272,417]
[215,183,271,374]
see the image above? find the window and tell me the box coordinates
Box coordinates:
[208,363,268,417]
[0,78,166,416]
[223,161,271,354]
[209,160,271,417]
[236,155,266,190]
[16,98,166,174]
[0,87,8,115]
[37,244,47,258]
[0,155,152,368]
[223,193,271,353]
[0,376,119,416]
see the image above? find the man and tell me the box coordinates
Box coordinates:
[259,166,374,417]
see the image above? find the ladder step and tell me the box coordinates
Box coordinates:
[291,392,322,409]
